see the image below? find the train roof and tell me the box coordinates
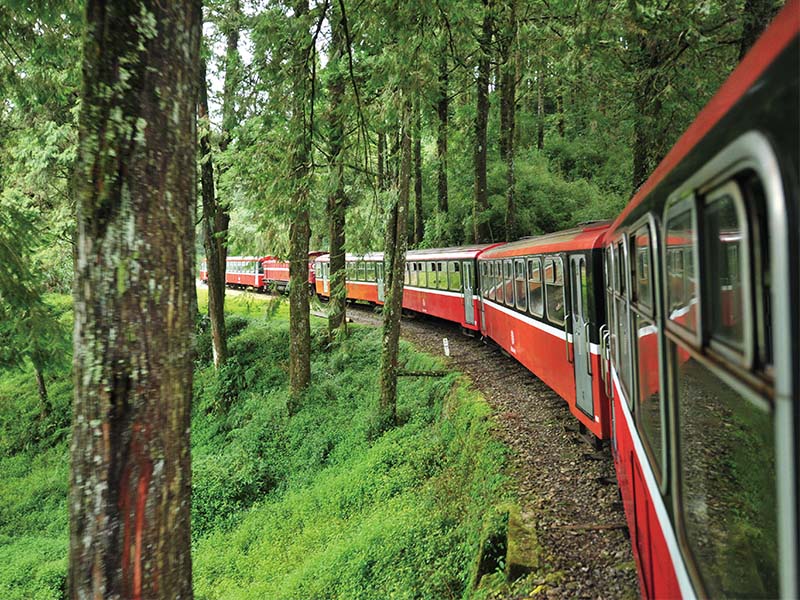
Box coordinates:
[609,1,798,234]
[405,243,502,261]
[480,221,611,259]
[226,255,265,262]
[315,252,384,262]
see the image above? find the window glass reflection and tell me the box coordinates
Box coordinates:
[676,348,777,598]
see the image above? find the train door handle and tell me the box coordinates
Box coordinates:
[564,313,572,364]
[603,331,612,398]
[584,321,592,376]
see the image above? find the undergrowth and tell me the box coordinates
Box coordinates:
[0,294,508,599]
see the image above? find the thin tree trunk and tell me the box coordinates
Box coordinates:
[473,0,492,243]
[33,360,49,417]
[69,2,200,597]
[556,88,565,137]
[436,51,448,213]
[501,1,517,241]
[288,0,312,406]
[377,131,386,191]
[739,0,775,60]
[413,97,423,245]
[379,98,412,428]
[327,2,348,336]
[536,60,545,150]
[199,58,228,370]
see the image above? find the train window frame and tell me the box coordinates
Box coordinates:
[449,261,461,292]
[479,262,487,297]
[663,194,702,347]
[437,262,448,291]
[367,261,376,282]
[632,224,654,315]
[514,258,527,312]
[630,215,669,491]
[659,132,793,599]
[543,256,565,326]
[702,180,754,369]
[503,259,514,307]
[527,256,543,318]
[494,260,504,304]
[488,262,497,301]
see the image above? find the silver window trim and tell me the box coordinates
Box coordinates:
[663,131,795,599]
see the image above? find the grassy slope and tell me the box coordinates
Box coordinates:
[0,291,507,599]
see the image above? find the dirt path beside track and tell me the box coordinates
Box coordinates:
[347,303,639,599]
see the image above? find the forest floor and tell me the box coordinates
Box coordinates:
[346,302,640,599]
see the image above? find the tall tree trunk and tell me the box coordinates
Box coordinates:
[739,0,776,60]
[413,97,423,245]
[379,98,412,428]
[500,0,517,241]
[327,2,348,336]
[219,0,241,153]
[199,59,228,370]
[536,60,545,150]
[288,0,312,407]
[473,0,492,243]
[556,88,565,137]
[377,131,386,191]
[33,359,49,417]
[69,1,200,598]
[436,51,448,213]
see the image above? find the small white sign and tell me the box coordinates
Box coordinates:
[443,338,450,357]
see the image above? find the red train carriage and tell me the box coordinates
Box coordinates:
[263,251,326,292]
[314,253,386,304]
[403,245,500,331]
[223,256,266,289]
[599,4,799,598]
[478,223,612,439]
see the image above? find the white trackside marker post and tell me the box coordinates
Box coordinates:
[443,338,450,357]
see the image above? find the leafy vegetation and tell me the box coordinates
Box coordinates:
[0,296,508,599]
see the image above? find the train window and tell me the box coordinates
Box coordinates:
[367,261,376,282]
[666,201,699,335]
[448,261,461,291]
[527,257,543,317]
[421,262,430,288]
[495,261,504,304]
[503,260,514,307]
[675,351,777,598]
[479,262,487,297]
[346,262,355,280]
[437,262,449,290]
[633,225,652,311]
[487,262,496,301]
[544,257,565,325]
[514,259,527,311]
[403,264,409,285]
[703,183,748,356]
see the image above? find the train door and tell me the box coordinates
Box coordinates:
[376,262,385,302]
[322,263,330,295]
[570,254,594,417]
[462,261,475,325]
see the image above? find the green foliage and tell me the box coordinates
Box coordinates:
[192,322,508,599]
[0,297,508,598]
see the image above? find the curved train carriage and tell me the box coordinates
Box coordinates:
[200,5,798,597]
[314,252,386,303]
[478,223,612,439]
[596,3,799,597]
[199,252,325,292]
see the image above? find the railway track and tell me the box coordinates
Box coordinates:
[347,303,639,599]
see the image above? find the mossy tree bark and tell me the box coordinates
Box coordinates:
[413,97,423,245]
[379,98,411,427]
[327,1,348,337]
[499,0,517,241]
[288,0,312,407]
[69,1,200,597]
[436,50,449,214]
[473,0,492,244]
[199,58,229,370]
